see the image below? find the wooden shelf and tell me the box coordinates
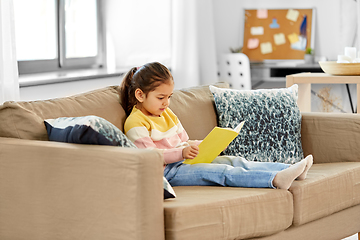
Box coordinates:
[251,62,323,82]
[286,73,360,113]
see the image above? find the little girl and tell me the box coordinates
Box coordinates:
[120,62,313,190]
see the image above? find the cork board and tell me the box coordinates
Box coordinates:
[242,8,315,61]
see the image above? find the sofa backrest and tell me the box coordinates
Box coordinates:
[0,82,229,141]
[0,86,126,140]
[170,82,229,140]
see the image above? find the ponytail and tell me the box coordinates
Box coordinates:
[119,67,137,116]
[119,62,174,116]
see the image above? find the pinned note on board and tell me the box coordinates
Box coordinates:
[247,38,259,49]
[274,33,286,45]
[287,33,299,44]
[286,9,299,22]
[291,36,307,50]
[269,18,280,29]
[260,42,272,54]
[250,26,264,35]
[257,9,268,19]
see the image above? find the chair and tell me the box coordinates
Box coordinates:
[218,53,251,90]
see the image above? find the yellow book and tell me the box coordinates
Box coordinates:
[183,121,245,164]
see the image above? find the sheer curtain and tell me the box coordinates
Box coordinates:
[339,0,358,50]
[358,0,360,50]
[171,0,218,89]
[0,0,19,104]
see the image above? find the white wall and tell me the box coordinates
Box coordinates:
[105,0,346,66]
[104,0,171,68]
[105,0,349,66]
[104,0,350,66]
[212,0,342,61]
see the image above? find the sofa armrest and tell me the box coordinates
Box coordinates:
[0,137,164,240]
[301,112,360,164]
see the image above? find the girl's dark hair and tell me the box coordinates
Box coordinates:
[119,62,173,116]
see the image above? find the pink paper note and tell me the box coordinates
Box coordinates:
[257,9,268,19]
[247,38,259,49]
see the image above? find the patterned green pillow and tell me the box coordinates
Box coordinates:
[209,85,303,164]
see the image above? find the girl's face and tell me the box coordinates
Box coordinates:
[135,81,174,117]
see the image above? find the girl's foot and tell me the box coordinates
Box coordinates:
[296,155,313,180]
[273,159,306,190]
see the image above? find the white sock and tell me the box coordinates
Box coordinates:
[273,159,306,190]
[297,155,313,180]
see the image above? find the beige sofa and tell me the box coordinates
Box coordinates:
[1,82,360,240]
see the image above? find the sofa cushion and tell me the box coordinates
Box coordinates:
[170,82,229,141]
[210,85,303,164]
[164,186,293,240]
[0,86,126,141]
[290,162,360,226]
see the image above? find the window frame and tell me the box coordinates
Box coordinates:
[17,0,104,75]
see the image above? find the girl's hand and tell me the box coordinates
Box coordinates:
[182,144,199,159]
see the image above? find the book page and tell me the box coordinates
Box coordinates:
[234,121,245,133]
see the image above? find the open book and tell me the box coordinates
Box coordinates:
[183,121,245,165]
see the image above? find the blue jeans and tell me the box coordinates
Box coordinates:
[164,156,290,188]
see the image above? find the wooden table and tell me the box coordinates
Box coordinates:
[286,72,360,113]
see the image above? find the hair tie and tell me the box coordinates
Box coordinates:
[136,66,141,71]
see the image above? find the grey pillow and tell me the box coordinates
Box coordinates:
[209,85,303,164]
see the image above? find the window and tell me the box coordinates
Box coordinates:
[14,0,103,74]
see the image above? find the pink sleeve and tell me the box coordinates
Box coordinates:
[159,128,191,164]
[178,129,189,142]
[163,148,185,164]
[162,128,190,164]
[133,136,185,164]
[133,136,158,149]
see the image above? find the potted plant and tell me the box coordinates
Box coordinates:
[304,47,314,64]
[230,46,243,53]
